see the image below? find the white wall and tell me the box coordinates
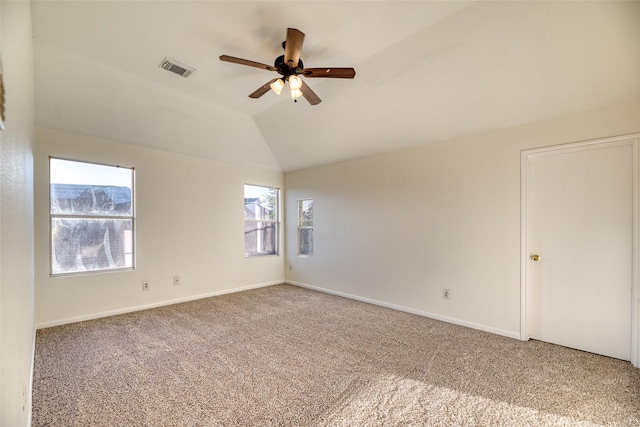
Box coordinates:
[0,2,35,426]
[285,99,640,339]
[34,128,284,327]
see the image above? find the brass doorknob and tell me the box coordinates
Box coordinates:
[531,254,540,261]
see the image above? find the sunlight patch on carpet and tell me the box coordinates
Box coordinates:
[318,374,602,426]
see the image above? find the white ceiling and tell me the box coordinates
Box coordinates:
[32,1,640,172]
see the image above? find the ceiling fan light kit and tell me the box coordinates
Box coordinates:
[269,78,285,95]
[219,28,356,105]
[288,75,302,91]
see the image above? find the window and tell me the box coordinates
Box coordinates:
[50,158,134,275]
[298,199,314,256]
[244,184,279,257]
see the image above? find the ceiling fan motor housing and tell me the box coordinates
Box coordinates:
[274,55,304,77]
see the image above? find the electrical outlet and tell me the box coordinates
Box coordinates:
[173,276,180,286]
[142,280,150,291]
[442,289,451,299]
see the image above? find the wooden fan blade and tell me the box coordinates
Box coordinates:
[249,78,279,99]
[302,68,356,79]
[219,55,276,72]
[300,80,321,105]
[284,28,305,69]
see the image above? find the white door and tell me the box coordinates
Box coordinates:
[524,138,635,361]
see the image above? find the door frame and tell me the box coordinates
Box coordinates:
[520,134,640,367]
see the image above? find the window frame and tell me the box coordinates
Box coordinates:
[297,198,314,256]
[243,184,280,257]
[49,156,136,277]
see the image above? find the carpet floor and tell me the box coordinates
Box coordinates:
[32,284,640,426]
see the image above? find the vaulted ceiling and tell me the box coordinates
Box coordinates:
[32,1,640,172]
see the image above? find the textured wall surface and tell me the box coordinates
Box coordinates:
[0,2,36,426]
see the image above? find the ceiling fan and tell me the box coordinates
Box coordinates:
[219,28,356,106]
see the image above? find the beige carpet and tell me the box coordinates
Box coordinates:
[32,284,640,426]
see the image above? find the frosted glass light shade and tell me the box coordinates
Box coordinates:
[270,79,285,95]
[289,75,302,90]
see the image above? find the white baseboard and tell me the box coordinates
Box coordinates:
[287,280,521,340]
[36,279,520,341]
[36,280,283,329]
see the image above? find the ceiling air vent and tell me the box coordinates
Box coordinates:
[160,57,195,78]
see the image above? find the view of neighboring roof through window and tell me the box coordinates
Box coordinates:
[244,184,279,257]
[49,158,134,276]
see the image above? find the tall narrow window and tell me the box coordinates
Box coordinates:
[50,158,134,276]
[298,199,314,256]
[244,184,279,257]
